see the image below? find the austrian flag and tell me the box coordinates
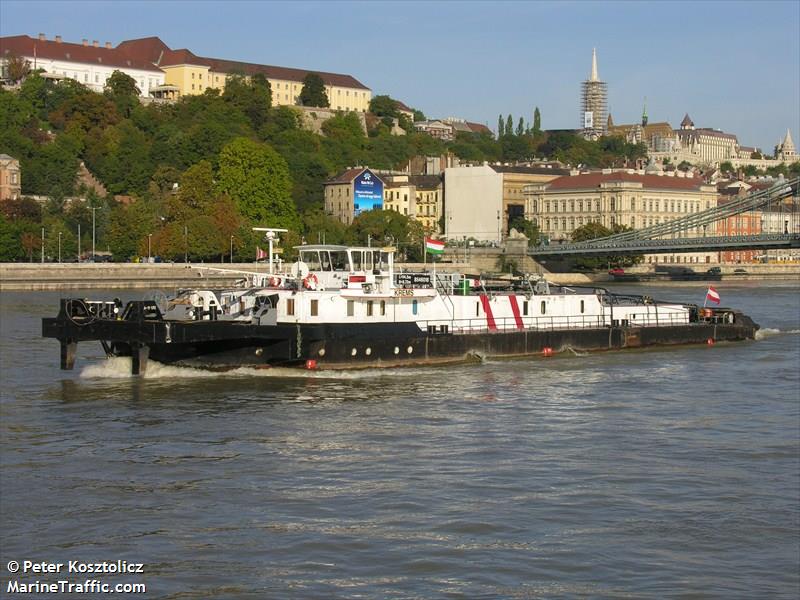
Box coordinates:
[255,246,268,261]
[425,238,445,255]
[706,286,721,305]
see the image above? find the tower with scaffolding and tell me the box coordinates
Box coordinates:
[581,48,607,140]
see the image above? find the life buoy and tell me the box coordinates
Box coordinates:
[268,276,282,288]
[303,273,318,290]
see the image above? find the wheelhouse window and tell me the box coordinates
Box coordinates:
[412,300,418,315]
[523,300,529,316]
[580,300,585,314]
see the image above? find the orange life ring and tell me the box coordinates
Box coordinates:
[268,276,282,288]
[303,273,318,290]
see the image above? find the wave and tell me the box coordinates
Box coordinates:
[78,357,432,381]
[755,328,800,340]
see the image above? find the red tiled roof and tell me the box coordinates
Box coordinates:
[466,121,492,135]
[0,34,162,72]
[325,168,370,184]
[546,172,707,191]
[201,55,369,90]
[115,36,170,64]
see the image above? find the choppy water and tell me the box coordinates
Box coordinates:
[1,284,798,599]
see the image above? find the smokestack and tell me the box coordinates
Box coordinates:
[104,41,111,49]
[38,33,45,41]
[92,40,99,47]
[82,39,88,46]
[55,35,62,43]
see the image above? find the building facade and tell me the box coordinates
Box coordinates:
[0,154,21,202]
[1,34,165,96]
[524,170,720,264]
[410,175,443,234]
[443,165,504,243]
[324,168,386,225]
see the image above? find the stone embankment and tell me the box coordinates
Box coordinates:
[1,261,797,291]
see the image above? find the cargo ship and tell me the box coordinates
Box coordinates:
[42,243,759,374]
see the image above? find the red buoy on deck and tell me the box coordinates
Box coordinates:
[707,338,715,346]
[542,347,554,357]
[305,359,317,370]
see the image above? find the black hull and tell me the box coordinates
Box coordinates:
[43,305,759,373]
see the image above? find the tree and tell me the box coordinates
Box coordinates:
[498,114,504,137]
[5,53,30,83]
[505,114,513,137]
[677,160,692,172]
[533,106,542,136]
[515,117,524,137]
[104,70,140,117]
[298,73,329,108]
[222,73,271,131]
[719,161,734,174]
[508,216,540,246]
[369,95,399,118]
[348,209,424,261]
[216,137,299,230]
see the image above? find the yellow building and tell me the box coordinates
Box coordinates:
[411,175,443,233]
[524,170,719,264]
[490,164,570,232]
[116,37,371,110]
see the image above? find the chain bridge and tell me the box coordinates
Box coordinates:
[529,177,800,257]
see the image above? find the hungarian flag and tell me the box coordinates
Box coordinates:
[706,286,721,305]
[425,238,445,255]
[256,246,268,261]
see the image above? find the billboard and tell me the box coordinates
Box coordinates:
[583,111,594,129]
[353,169,384,216]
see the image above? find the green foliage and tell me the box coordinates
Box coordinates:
[348,210,424,261]
[533,107,541,136]
[516,117,524,137]
[104,70,140,117]
[498,114,504,137]
[505,115,513,137]
[222,73,271,131]
[298,73,329,108]
[570,222,642,269]
[719,161,734,174]
[217,137,299,230]
[508,216,540,246]
[369,95,398,118]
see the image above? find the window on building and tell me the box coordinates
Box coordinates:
[286,298,295,316]
[192,72,195,79]
[95,74,99,83]
[347,300,354,317]
[310,299,319,316]
[577,200,583,212]
[191,84,195,90]
[84,73,88,82]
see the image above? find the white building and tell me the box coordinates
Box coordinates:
[1,34,164,97]
[443,165,503,243]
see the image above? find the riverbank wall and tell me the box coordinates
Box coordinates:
[1,261,798,291]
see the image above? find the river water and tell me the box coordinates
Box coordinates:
[1,283,798,599]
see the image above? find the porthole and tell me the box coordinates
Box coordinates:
[394,346,400,355]
[351,348,358,356]
[365,347,372,356]
[318,348,326,357]
[255,348,263,356]
[407,346,413,354]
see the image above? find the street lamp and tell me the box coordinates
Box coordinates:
[230,235,234,263]
[148,233,152,262]
[184,225,188,264]
[58,232,62,263]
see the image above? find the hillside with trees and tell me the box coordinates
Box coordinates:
[1,72,684,262]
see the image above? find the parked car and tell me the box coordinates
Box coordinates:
[706,267,722,275]
[733,268,748,275]
[608,267,625,276]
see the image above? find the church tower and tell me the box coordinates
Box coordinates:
[580,48,608,140]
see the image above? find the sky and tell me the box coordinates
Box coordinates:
[2,0,798,152]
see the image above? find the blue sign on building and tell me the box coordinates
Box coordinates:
[353,169,384,216]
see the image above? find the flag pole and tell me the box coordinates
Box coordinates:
[423,237,427,267]
[703,286,708,308]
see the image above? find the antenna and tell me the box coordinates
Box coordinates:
[252,228,288,274]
